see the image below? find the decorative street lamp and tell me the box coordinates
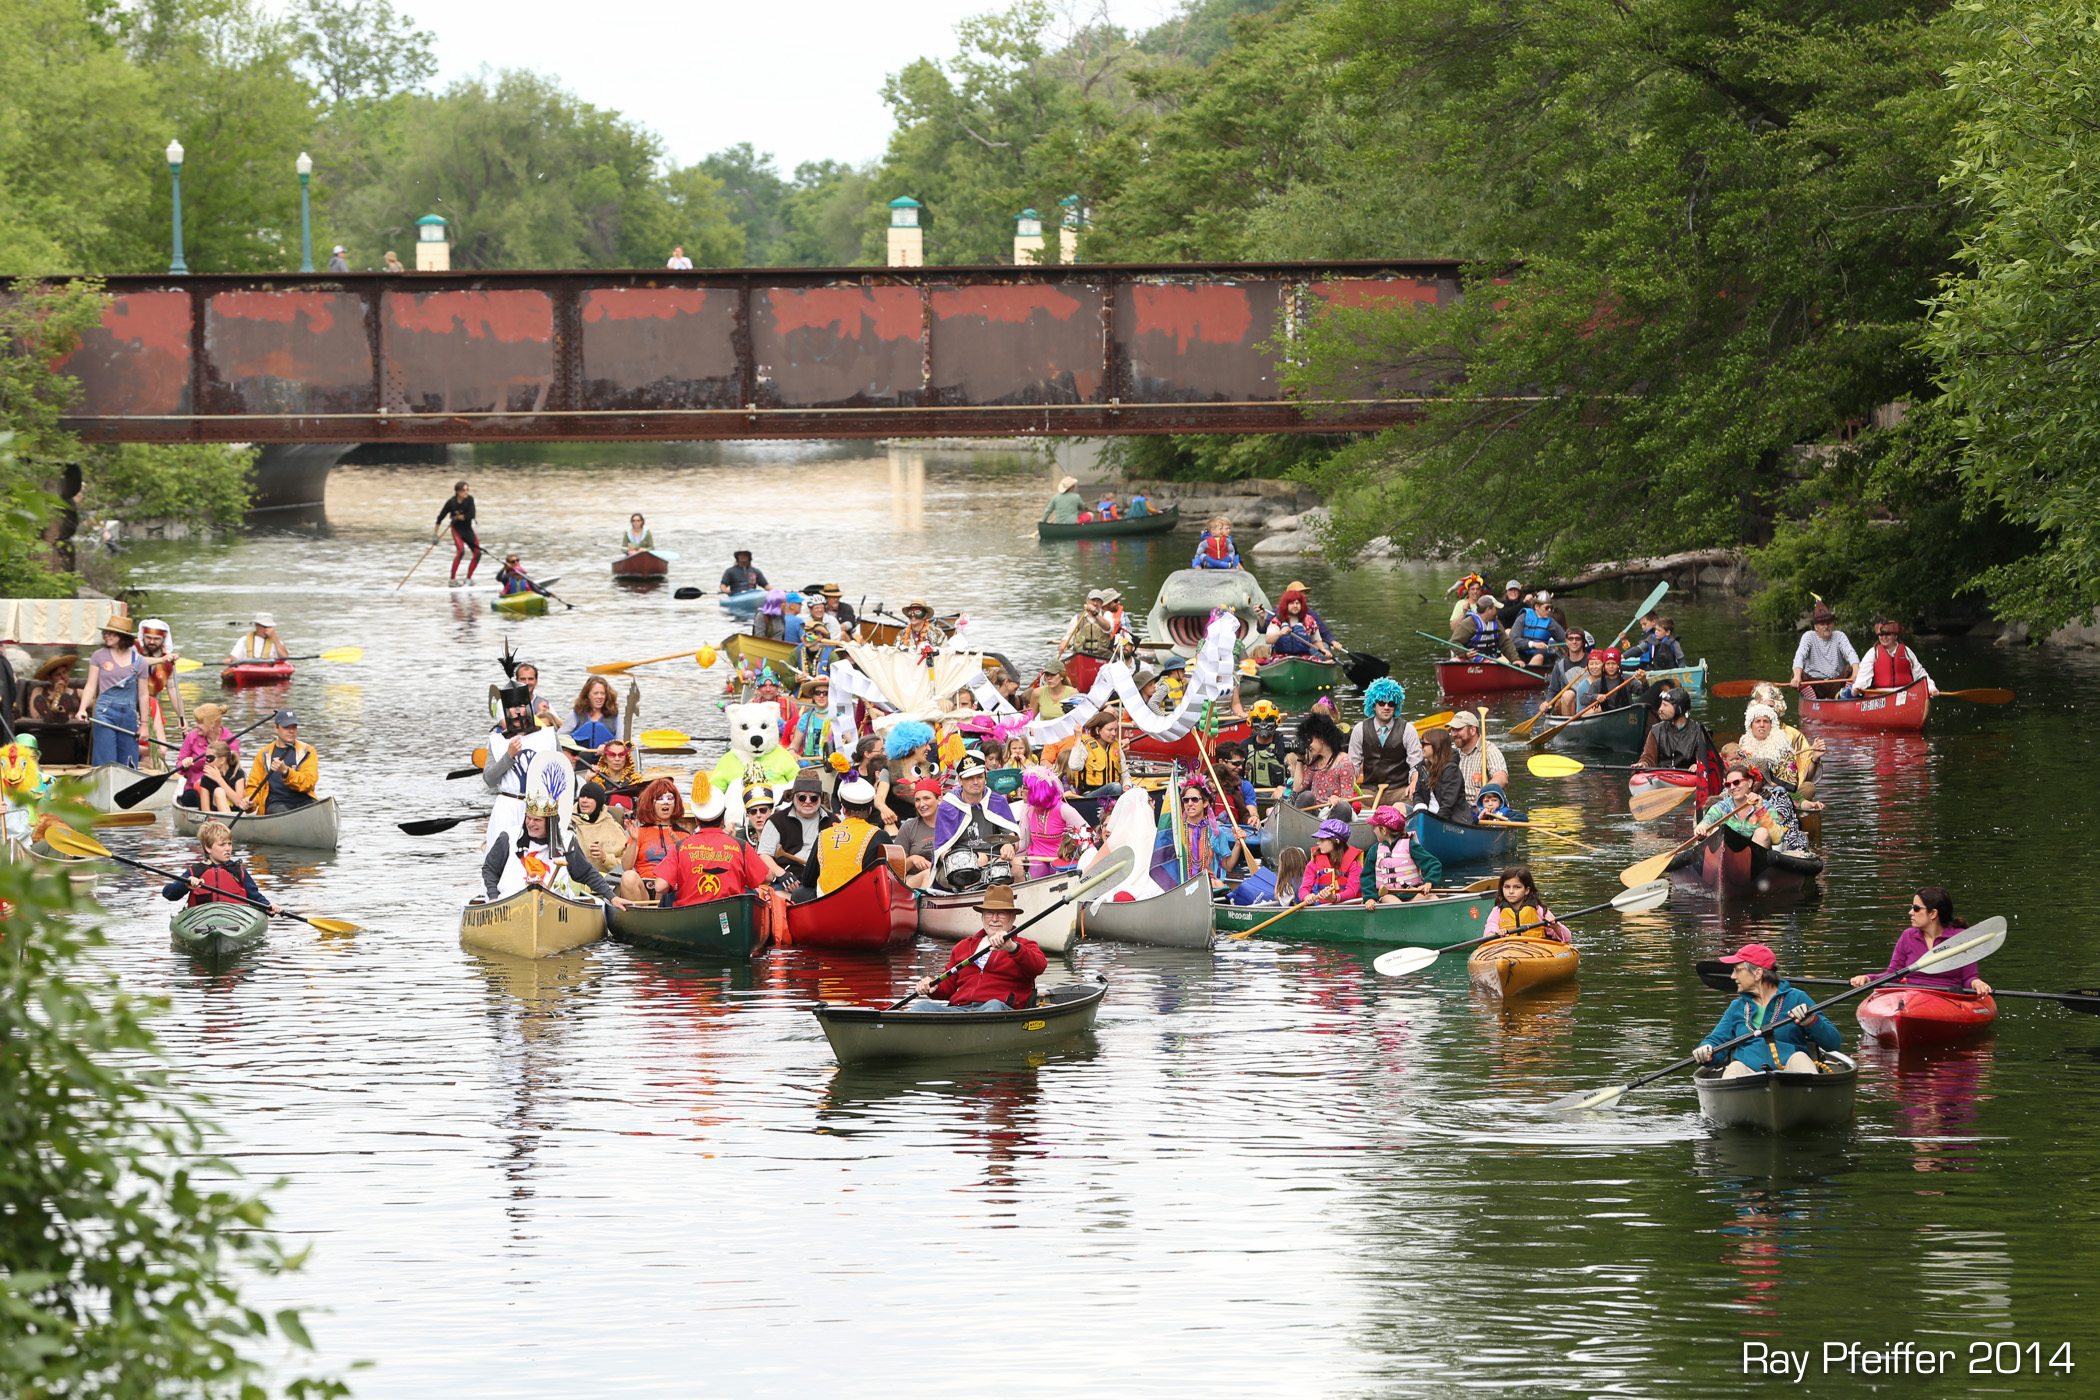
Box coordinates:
[1013,208,1044,266]
[296,151,314,272]
[165,139,187,275]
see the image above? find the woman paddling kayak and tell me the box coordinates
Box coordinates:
[1695,943,1842,1077]
[1849,887,1992,997]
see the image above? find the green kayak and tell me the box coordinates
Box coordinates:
[609,893,763,959]
[1213,890,1489,948]
[491,591,549,616]
[1255,655,1339,696]
[170,903,270,958]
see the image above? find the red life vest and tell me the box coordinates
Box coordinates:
[1203,533,1234,560]
[1870,645,1915,690]
[187,860,250,907]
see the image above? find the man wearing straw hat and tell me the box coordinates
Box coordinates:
[1044,475,1085,525]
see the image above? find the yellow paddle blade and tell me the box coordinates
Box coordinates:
[317,646,363,663]
[1628,784,1697,821]
[91,811,158,828]
[306,916,360,934]
[1412,711,1454,732]
[472,747,489,767]
[174,658,204,673]
[41,824,111,859]
[637,728,692,748]
[1620,848,1679,889]
[1526,753,1586,778]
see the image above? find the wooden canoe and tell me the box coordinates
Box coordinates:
[812,982,1105,1065]
[1694,1052,1859,1132]
[720,633,799,674]
[1467,936,1578,997]
[1857,986,1998,1046]
[1669,824,1823,898]
[459,886,607,959]
[1799,678,1930,731]
[172,795,340,851]
[221,660,296,686]
[609,892,764,959]
[170,903,269,959]
[1038,504,1180,540]
[612,549,672,580]
[1079,872,1215,949]
[1542,702,1648,754]
[1213,890,1485,947]
[1406,808,1518,867]
[491,591,549,616]
[784,864,919,951]
[1255,655,1339,696]
[1436,657,1546,694]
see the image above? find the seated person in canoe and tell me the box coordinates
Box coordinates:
[1348,678,1421,807]
[1024,766,1095,880]
[1126,490,1152,516]
[1535,630,1593,718]
[1695,942,1841,1077]
[651,782,781,905]
[1229,846,1308,907]
[1268,586,1335,659]
[509,660,558,727]
[1413,728,1471,822]
[761,773,836,884]
[1094,492,1120,520]
[560,676,622,751]
[1043,475,1085,525]
[174,702,239,811]
[803,593,851,644]
[192,741,247,814]
[591,738,640,796]
[1450,594,1518,665]
[1739,696,1824,792]
[1243,702,1292,795]
[227,611,288,664]
[1285,710,1360,814]
[1209,741,1259,831]
[787,677,833,760]
[1475,782,1525,824]
[1841,618,1940,699]
[1694,762,1786,850]
[891,779,943,890]
[621,513,654,554]
[244,709,317,815]
[734,782,777,847]
[1155,777,1242,884]
[1299,819,1365,903]
[1631,687,1711,776]
[898,599,945,651]
[1511,592,1566,671]
[618,778,691,903]
[1573,646,1646,713]
[1848,886,1992,997]
[1446,574,1489,628]
[908,883,1047,1012]
[161,821,282,917]
[1448,711,1508,806]
[1368,805,1433,903]
[720,548,767,595]
[1624,614,1684,672]
[1192,515,1241,570]
[1742,762,1813,851]
[572,780,630,874]
[495,554,539,597]
[931,758,1021,870]
[1059,590,1117,659]
[1481,865,1569,941]
[1789,602,1858,697]
[483,771,632,909]
[801,778,893,899]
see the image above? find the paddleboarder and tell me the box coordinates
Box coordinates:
[435,480,483,585]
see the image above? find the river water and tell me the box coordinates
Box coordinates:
[92,453,2097,1397]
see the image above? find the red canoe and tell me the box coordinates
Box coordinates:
[1857,986,1998,1046]
[1669,824,1823,898]
[783,865,919,951]
[1062,654,1105,690]
[612,549,671,580]
[1799,679,1930,731]
[221,660,295,687]
[1126,720,1251,763]
[1436,658,1546,694]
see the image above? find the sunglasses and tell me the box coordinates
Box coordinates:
[1724,777,1750,788]
[1910,903,1927,912]
[794,794,820,803]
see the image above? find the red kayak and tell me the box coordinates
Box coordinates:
[1436,657,1545,694]
[783,864,918,951]
[1126,720,1251,763]
[221,660,295,686]
[1857,986,1998,1046]
[1629,770,1700,792]
[1800,678,1930,731]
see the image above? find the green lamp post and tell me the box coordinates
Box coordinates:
[296,151,314,272]
[165,138,187,275]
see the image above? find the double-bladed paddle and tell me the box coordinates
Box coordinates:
[1524,755,1700,818]
[41,824,361,933]
[1371,880,1670,977]
[174,646,363,673]
[1549,920,2008,1111]
[589,649,704,676]
[1691,960,2100,1015]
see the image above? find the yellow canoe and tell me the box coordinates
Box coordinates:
[1467,936,1579,997]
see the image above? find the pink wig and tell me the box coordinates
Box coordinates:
[1021,765,1063,809]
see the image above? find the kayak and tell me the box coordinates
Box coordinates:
[1799,678,1930,732]
[1694,1052,1859,1132]
[1080,872,1215,949]
[1126,721,1250,763]
[1256,654,1339,696]
[1213,890,1485,948]
[459,886,607,959]
[783,864,918,951]
[612,549,672,580]
[1467,936,1578,997]
[1039,504,1180,540]
[1629,769,1701,792]
[1644,658,1708,695]
[170,902,270,959]
[1857,986,1998,1046]
[491,591,549,616]
[1436,657,1546,694]
[812,982,1105,1066]
[171,795,340,852]
[720,588,767,615]
[1669,824,1823,898]
[1541,702,1648,754]
[221,660,295,686]
[1406,808,1519,867]
[610,892,765,959]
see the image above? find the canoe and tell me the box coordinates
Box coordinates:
[171,795,340,851]
[812,982,1105,1065]
[721,632,798,674]
[1542,702,1648,754]
[1213,890,1486,947]
[1062,653,1106,691]
[1126,720,1250,763]
[1644,658,1708,695]
[221,660,295,686]
[49,763,179,814]
[612,549,672,580]
[1694,1052,1859,1132]
[1080,872,1215,949]
[610,892,763,959]
[491,591,549,616]
[720,588,767,615]
[784,864,919,951]
[916,885,988,942]
[1038,504,1180,540]
[1255,655,1339,696]
[1628,769,1701,793]
[1467,936,1579,996]
[170,902,270,959]
[1406,808,1518,867]
[1669,823,1823,898]
[1010,868,1083,954]
[1799,678,1930,732]
[1857,986,1998,1047]
[459,886,607,958]
[7,837,106,883]
[1436,657,1546,694]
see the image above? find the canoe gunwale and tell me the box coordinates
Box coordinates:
[172,794,341,851]
[1693,1051,1860,1131]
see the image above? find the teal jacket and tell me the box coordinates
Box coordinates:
[1700,980,1842,1070]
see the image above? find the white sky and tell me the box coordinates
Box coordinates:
[395,0,1177,172]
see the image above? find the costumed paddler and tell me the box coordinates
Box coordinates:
[1,734,47,845]
[651,773,780,906]
[480,755,631,907]
[482,682,560,849]
[908,883,1046,1012]
[930,757,1020,872]
[802,777,891,898]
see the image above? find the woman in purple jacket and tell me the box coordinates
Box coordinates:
[1849,886,1993,995]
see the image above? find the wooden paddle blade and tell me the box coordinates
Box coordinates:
[1460,875,1499,893]
[305,916,361,933]
[114,770,176,810]
[1709,679,1768,699]
[1526,753,1585,778]
[1629,784,1697,822]
[1619,846,1681,889]
[91,811,158,827]
[397,816,476,836]
[1613,879,1672,913]
[1945,688,2015,704]
[41,824,111,859]
[1372,946,1439,978]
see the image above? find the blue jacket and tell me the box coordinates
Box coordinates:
[1700,980,1841,1069]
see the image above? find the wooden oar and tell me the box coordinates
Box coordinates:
[1628,783,1698,822]
[1691,960,2100,1014]
[1550,921,2007,1110]
[1478,818,1600,852]
[398,535,441,589]
[1527,677,1638,748]
[41,825,361,933]
[589,649,704,676]
[885,848,1136,1010]
[1371,880,1670,976]
[1618,824,1712,888]
[1711,679,1786,699]
[1510,678,1580,739]
[1227,875,1499,941]
[91,811,159,828]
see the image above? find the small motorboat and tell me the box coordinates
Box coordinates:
[811,982,1106,1066]
[1693,1052,1859,1132]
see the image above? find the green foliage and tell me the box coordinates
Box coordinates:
[694,146,874,266]
[79,442,256,529]
[1104,431,1354,483]
[0,806,343,1396]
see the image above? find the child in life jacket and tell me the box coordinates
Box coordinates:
[1191,515,1241,570]
[1473,783,1524,823]
[1481,865,1569,942]
[1368,804,1432,903]
[160,821,280,915]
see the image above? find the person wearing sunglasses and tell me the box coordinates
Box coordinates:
[1691,762,1784,849]
[1848,887,1991,996]
[1839,617,1939,700]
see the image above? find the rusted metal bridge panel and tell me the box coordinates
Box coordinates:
[53,262,1463,442]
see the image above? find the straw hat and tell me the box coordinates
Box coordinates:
[99,615,136,639]
[1058,476,1079,492]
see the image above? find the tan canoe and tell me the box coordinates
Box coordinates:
[460,886,607,959]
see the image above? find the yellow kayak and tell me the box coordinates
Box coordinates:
[491,592,548,616]
[1467,936,1579,998]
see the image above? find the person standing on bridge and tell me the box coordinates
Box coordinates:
[434,480,483,585]
[328,245,349,273]
[667,246,694,270]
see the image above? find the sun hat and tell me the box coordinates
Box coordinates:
[252,611,276,627]
[1719,943,1778,970]
[1058,476,1079,491]
[1314,818,1353,843]
[100,615,136,638]
[980,883,1019,913]
[1370,804,1406,829]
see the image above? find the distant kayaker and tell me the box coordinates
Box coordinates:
[1788,602,1858,697]
[1841,618,1940,700]
[1044,475,1085,525]
[495,554,537,597]
[434,480,483,585]
[909,883,1046,1011]
[75,616,147,769]
[1481,865,1568,941]
[244,709,318,815]
[161,822,281,916]
[1695,942,1841,1077]
[622,513,654,554]
[227,612,288,664]
[1849,887,1991,996]
[720,549,767,596]
[1127,491,1152,517]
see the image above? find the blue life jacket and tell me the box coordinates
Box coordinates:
[1467,612,1502,648]
[570,718,617,750]
[1519,608,1556,651]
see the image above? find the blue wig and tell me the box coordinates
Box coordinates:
[1364,677,1406,708]
[885,720,936,760]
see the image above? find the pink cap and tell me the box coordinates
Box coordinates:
[1718,943,1777,970]
[1370,805,1406,829]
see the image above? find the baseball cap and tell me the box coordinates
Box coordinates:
[1719,943,1778,970]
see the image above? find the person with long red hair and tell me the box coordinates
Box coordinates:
[1264,585,1334,659]
[618,777,688,903]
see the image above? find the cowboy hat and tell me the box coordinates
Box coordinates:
[99,615,136,638]
[979,883,1019,913]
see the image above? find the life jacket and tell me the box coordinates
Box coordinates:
[1079,736,1118,789]
[1491,900,1548,938]
[1373,839,1421,893]
[1303,847,1362,903]
[632,823,683,879]
[1870,645,1915,690]
[1202,533,1235,560]
[187,860,250,908]
[570,717,617,749]
[1466,611,1502,648]
[1246,737,1289,790]
[815,817,881,894]
[1518,608,1556,650]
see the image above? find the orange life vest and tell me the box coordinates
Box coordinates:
[815,818,881,895]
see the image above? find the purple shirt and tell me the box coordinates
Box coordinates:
[1884,925,1981,990]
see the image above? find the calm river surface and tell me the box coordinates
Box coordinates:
[94,452,2099,1397]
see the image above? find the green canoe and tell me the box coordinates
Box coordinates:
[1213,890,1489,948]
[170,903,270,958]
[491,591,549,616]
[1255,655,1339,696]
[609,893,763,959]
[1038,504,1181,540]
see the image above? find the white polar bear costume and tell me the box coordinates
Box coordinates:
[709,702,802,824]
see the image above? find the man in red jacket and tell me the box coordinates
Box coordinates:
[910,883,1046,1011]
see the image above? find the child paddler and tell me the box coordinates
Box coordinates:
[1480,865,1568,941]
[160,821,281,916]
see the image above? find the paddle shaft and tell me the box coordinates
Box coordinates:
[399,534,440,589]
[1730,972,2098,1010]
[1529,677,1640,748]
[66,842,330,929]
[1608,581,1672,653]
[1479,818,1598,852]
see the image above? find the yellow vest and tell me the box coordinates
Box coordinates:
[816,817,881,895]
[1080,735,1119,789]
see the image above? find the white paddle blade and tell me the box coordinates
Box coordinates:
[1549,1084,1628,1112]
[1915,917,2006,972]
[1612,879,1672,914]
[1073,845,1137,899]
[1372,947,1438,978]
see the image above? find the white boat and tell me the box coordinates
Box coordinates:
[48,763,178,814]
[172,795,340,851]
[917,870,1083,954]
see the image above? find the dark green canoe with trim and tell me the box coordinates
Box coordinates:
[609,892,763,959]
[1255,654,1340,695]
[1541,701,1649,754]
[1213,890,1489,947]
[1038,504,1180,540]
[170,903,269,958]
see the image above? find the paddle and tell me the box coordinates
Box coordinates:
[399,535,441,589]
[885,847,1137,1010]
[399,814,479,835]
[1525,754,1640,778]
[112,711,279,810]
[588,649,703,676]
[91,811,159,828]
[1628,783,1699,822]
[1414,629,1518,665]
[1712,679,1787,699]
[1691,959,2100,1014]
[1478,818,1600,852]
[1340,649,1390,690]
[533,584,575,611]
[1607,581,1672,652]
[1371,879,1670,976]
[1510,678,1580,739]
[41,825,361,933]
[1527,676,1639,748]
[445,766,483,781]
[1551,921,2007,1111]
[175,646,363,673]
[1413,710,1456,732]
[637,728,696,748]
[1226,875,1500,941]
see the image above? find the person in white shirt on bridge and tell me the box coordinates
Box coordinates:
[666,246,694,270]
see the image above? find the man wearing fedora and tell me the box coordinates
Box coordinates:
[910,883,1046,1011]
